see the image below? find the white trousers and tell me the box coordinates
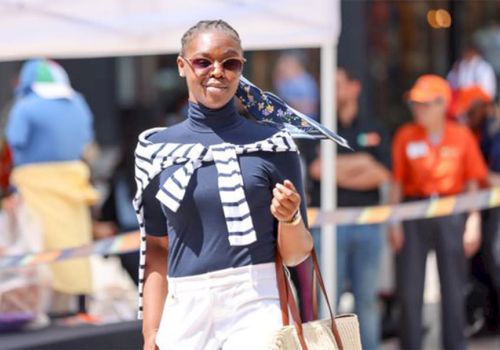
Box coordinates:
[155,263,282,350]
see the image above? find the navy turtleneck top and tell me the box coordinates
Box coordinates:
[142,100,307,277]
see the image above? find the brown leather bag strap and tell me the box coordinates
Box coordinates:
[275,224,309,349]
[275,247,290,326]
[284,269,309,350]
[312,271,318,320]
[310,249,344,350]
[276,249,308,349]
[275,224,345,350]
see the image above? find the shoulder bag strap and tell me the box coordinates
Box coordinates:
[275,224,344,350]
[310,248,343,349]
[275,248,290,326]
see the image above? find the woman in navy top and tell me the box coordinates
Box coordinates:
[139,20,313,350]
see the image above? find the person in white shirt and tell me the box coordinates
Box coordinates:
[447,43,497,100]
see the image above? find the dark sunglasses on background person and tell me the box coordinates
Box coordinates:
[180,56,246,75]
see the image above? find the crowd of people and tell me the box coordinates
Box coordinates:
[274,45,500,350]
[275,43,500,349]
[0,30,499,350]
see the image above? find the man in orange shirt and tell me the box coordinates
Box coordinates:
[389,75,488,350]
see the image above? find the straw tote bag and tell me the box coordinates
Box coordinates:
[271,234,362,350]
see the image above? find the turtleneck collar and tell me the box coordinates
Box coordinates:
[187,99,242,133]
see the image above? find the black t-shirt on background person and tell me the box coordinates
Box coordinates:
[303,116,391,208]
[337,116,391,207]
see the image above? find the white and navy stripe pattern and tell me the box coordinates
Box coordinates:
[133,127,297,318]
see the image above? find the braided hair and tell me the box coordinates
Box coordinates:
[180,20,242,56]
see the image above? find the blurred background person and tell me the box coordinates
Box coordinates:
[0,76,18,199]
[449,85,492,128]
[453,86,500,333]
[273,50,320,121]
[309,66,391,350]
[272,50,321,207]
[447,42,497,101]
[4,59,98,319]
[390,75,487,350]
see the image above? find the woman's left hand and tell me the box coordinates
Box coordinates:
[271,179,301,222]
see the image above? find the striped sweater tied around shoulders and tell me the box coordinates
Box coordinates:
[133,127,298,318]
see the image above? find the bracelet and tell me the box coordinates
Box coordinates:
[280,210,302,226]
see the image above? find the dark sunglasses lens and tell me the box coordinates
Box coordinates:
[191,58,212,70]
[223,59,243,72]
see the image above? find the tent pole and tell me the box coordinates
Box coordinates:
[320,43,337,317]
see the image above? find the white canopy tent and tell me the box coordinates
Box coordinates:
[0,0,340,315]
[0,0,339,60]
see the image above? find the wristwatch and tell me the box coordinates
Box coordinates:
[281,210,302,226]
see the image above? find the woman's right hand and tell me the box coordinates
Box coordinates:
[143,331,159,350]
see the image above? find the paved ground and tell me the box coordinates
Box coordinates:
[380,302,500,349]
[382,336,500,350]
[380,253,500,349]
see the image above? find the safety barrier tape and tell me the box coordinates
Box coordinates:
[0,230,141,270]
[307,187,500,227]
[1,187,500,269]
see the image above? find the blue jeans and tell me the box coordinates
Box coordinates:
[338,224,382,350]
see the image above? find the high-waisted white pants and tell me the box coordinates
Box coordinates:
[155,262,282,350]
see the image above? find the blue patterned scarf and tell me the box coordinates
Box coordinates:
[236,76,351,149]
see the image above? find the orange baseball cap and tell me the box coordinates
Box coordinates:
[449,86,491,119]
[406,74,452,106]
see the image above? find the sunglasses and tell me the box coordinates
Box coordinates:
[181,56,246,75]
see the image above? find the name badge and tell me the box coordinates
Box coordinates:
[406,141,429,159]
